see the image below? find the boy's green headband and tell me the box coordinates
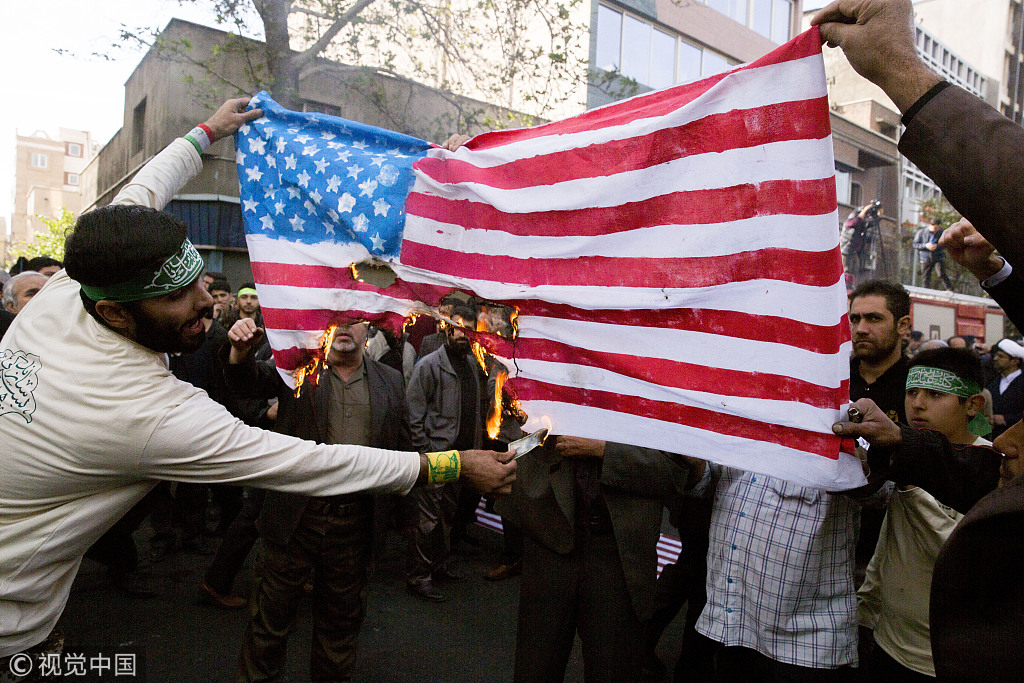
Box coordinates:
[906,365,982,397]
[80,239,204,303]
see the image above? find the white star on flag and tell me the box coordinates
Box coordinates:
[289,215,305,231]
[346,164,363,179]
[276,138,287,153]
[314,158,329,174]
[284,154,297,170]
[336,151,351,162]
[321,132,336,140]
[303,199,317,214]
[302,145,320,157]
[287,187,301,199]
[243,198,258,212]
[248,138,266,154]
[358,179,378,197]
[236,150,246,165]
[370,233,386,251]
[372,199,391,217]
[245,167,263,182]
[326,175,341,193]
[263,186,277,199]
[274,201,285,215]
[265,155,277,168]
[322,220,336,234]
[338,193,356,213]
[297,170,311,187]
[309,188,323,204]
[352,213,369,232]
[294,134,311,144]
[259,215,275,231]
[352,140,368,150]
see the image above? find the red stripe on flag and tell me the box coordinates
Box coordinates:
[462,28,824,150]
[415,97,831,190]
[508,301,850,354]
[511,337,844,409]
[510,377,839,457]
[405,177,837,237]
[398,242,844,289]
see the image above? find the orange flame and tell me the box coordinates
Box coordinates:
[293,324,339,398]
[471,341,489,374]
[488,370,508,439]
[349,263,362,282]
[402,312,418,334]
[509,309,519,339]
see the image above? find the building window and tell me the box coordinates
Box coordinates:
[850,181,863,207]
[835,165,852,206]
[595,5,738,89]
[706,0,791,43]
[66,142,82,157]
[302,101,341,117]
[596,4,622,72]
[30,153,48,169]
[132,98,147,156]
[621,13,653,84]
[65,172,80,186]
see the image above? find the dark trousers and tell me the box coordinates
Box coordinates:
[514,533,643,683]
[205,487,264,595]
[862,645,934,683]
[403,482,457,586]
[712,647,855,683]
[921,258,952,290]
[238,498,372,682]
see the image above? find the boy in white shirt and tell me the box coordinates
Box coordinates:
[858,347,992,680]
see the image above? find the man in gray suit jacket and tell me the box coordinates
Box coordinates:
[223,318,412,682]
[499,436,701,683]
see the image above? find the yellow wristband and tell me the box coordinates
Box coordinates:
[425,450,461,485]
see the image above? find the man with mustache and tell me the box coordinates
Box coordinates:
[404,303,487,602]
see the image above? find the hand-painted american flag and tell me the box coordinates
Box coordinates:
[236,28,861,490]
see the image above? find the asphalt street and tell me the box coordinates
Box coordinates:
[56,517,687,682]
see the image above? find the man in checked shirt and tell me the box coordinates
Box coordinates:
[684,459,861,682]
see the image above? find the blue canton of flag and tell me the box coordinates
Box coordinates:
[234,91,432,258]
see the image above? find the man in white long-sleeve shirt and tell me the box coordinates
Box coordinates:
[0,97,514,661]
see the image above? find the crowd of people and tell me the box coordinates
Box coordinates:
[3,0,1024,681]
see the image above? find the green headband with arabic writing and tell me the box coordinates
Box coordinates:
[79,238,205,303]
[906,365,991,436]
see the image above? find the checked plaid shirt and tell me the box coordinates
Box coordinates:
[694,465,861,669]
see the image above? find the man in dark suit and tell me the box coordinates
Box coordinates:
[986,339,1024,439]
[499,436,700,683]
[223,316,412,682]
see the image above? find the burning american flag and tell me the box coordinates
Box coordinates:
[235,28,861,490]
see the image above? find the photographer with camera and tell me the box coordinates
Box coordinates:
[840,200,883,285]
[913,219,953,290]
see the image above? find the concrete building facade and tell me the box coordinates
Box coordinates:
[913,0,1024,123]
[8,128,95,260]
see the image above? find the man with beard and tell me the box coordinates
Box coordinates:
[849,280,912,426]
[0,97,514,662]
[847,280,912,591]
[404,303,486,601]
[224,315,412,682]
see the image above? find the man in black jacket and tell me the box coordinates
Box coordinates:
[224,316,412,682]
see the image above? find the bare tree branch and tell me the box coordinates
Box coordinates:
[293,0,379,71]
